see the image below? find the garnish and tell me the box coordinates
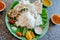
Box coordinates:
[25,31,35,40]
[16,32,22,36]
[9,19,15,24]
[34,27,43,34]
[20,8,28,12]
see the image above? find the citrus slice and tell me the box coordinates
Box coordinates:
[42,0,52,7]
[51,14,60,24]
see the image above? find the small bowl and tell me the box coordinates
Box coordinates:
[51,14,60,25]
[42,0,52,7]
[0,1,6,12]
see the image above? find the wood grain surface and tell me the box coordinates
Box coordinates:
[0,0,17,40]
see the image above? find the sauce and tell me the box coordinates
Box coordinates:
[0,1,4,10]
[52,14,60,24]
[42,0,52,6]
[34,27,43,34]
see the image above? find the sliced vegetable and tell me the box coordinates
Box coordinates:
[9,19,15,24]
[11,27,17,30]
[34,27,43,34]
[16,32,22,36]
[25,31,35,40]
[22,28,27,36]
[33,1,42,13]
[20,8,28,12]
[8,9,20,18]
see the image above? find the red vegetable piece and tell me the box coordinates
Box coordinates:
[9,19,15,24]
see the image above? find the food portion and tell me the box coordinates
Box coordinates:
[34,27,43,34]
[15,11,36,28]
[51,14,60,24]
[33,1,42,13]
[9,19,15,24]
[25,31,35,40]
[7,0,47,40]
[42,0,52,7]
[8,0,43,29]
[8,9,20,18]
[11,27,17,30]
[16,32,22,36]
[0,1,4,10]
[0,1,6,11]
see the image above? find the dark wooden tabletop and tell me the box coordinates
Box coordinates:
[0,0,17,40]
[0,0,60,40]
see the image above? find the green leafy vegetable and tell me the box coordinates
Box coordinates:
[20,8,28,12]
[22,28,27,36]
[11,1,19,9]
[41,8,48,25]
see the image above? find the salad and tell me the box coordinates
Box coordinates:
[6,0,48,40]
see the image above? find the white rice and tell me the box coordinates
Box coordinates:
[14,0,43,29]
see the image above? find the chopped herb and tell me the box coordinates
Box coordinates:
[20,8,28,12]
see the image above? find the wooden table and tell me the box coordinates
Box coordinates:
[0,0,60,40]
[0,0,17,40]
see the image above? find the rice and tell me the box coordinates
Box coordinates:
[13,0,43,29]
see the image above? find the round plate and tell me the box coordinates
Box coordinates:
[5,0,49,40]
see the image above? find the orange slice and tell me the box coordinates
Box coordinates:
[51,14,60,24]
